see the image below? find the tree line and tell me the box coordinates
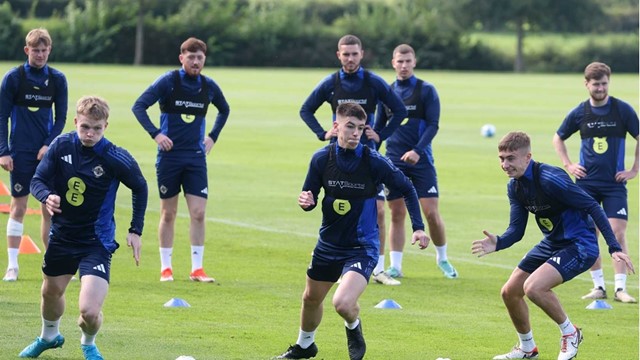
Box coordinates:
[0,0,638,72]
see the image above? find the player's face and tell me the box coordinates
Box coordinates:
[337,44,363,74]
[585,76,609,104]
[392,52,416,80]
[180,50,206,77]
[75,114,108,147]
[335,116,366,150]
[498,148,531,179]
[24,43,50,69]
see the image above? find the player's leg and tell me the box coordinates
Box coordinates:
[4,195,28,281]
[371,190,400,285]
[185,194,214,282]
[19,274,72,357]
[158,195,179,281]
[420,197,457,278]
[78,275,108,360]
[334,270,368,360]
[387,198,406,278]
[610,218,636,302]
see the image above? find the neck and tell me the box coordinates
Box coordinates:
[590,95,609,107]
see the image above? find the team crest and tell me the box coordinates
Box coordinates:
[13,183,23,193]
[160,185,167,195]
[93,165,105,178]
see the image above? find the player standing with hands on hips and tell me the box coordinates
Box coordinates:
[472,131,634,360]
[19,96,147,360]
[276,102,429,360]
[552,61,639,303]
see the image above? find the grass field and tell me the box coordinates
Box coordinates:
[0,63,637,360]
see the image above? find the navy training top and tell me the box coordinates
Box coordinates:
[0,62,68,156]
[496,160,622,255]
[30,132,148,253]
[132,68,230,156]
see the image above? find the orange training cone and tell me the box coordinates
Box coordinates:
[0,180,10,196]
[18,235,41,254]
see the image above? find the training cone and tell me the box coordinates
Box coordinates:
[586,299,612,310]
[18,235,41,254]
[164,298,191,308]
[375,299,402,309]
[0,180,9,196]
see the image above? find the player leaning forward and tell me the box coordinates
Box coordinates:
[472,131,634,360]
[276,102,429,360]
[19,96,148,360]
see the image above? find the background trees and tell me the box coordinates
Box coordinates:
[1,0,637,72]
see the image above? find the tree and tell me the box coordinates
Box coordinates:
[460,0,604,72]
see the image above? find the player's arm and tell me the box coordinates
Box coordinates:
[494,185,529,251]
[413,84,440,155]
[30,137,60,214]
[374,80,407,143]
[132,74,169,139]
[300,76,333,141]
[553,110,585,178]
[299,149,326,211]
[205,80,231,153]
[46,71,68,145]
[0,71,17,162]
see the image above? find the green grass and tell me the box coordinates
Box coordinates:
[467,31,639,57]
[0,63,637,359]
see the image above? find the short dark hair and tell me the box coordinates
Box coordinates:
[180,37,207,54]
[393,44,415,57]
[338,34,362,49]
[498,131,530,153]
[336,102,366,121]
[584,62,611,81]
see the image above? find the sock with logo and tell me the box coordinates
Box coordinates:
[614,273,627,292]
[517,330,536,353]
[40,318,60,342]
[296,329,316,349]
[558,317,575,336]
[590,268,605,290]
[191,245,204,272]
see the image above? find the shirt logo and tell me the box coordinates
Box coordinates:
[61,154,73,164]
[93,165,104,178]
[333,199,351,215]
[327,180,365,190]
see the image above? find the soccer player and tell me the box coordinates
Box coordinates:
[19,96,147,360]
[552,62,639,303]
[132,37,230,283]
[472,131,634,360]
[276,102,429,360]
[374,43,457,280]
[0,28,68,281]
[300,34,407,286]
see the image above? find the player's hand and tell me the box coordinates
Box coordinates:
[400,150,420,165]
[324,127,338,140]
[612,251,636,274]
[203,136,215,155]
[410,230,430,249]
[45,194,62,216]
[615,169,638,182]
[364,125,380,143]
[0,155,13,171]
[127,233,142,266]
[154,133,173,151]
[37,145,49,161]
[565,163,586,179]
[471,230,498,257]
[298,190,315,209]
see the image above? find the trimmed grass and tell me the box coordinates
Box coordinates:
[0,63,637,359]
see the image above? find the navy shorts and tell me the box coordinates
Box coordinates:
[578,181,628,220]
[386,161,438,201]
[156,154,208,199]
[43,239,113,283]
[10,152,40,197]
[307,248,377,283]
[518,241,598,283]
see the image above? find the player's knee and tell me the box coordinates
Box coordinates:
[79,307,101,325]
[333,297,357,318]
[6,218,23,237]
